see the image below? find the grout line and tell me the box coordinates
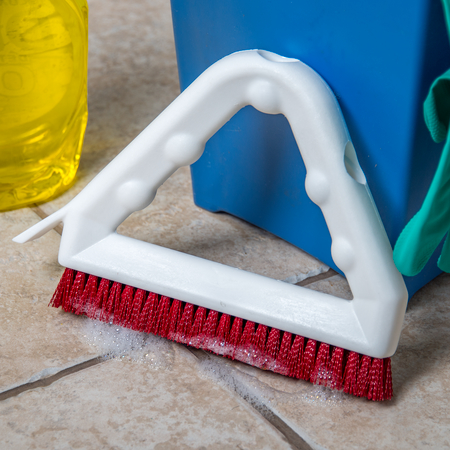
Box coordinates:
[30,204,63,235]
[0,358,104,402]
[186,347,313,450]
[27,200,323,449]
[249,403,315,450]
[295,268,338,287]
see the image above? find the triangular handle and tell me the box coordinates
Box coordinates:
[15,50,407,358]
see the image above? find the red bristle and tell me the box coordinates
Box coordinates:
[176,302,194,344]
[287,335,304,378]
[384,358,393,400]
[188,306,207,348]
[274,331,291,376]
[67,271,86,313]
[356,355,372,397]
[252,324,268,366]
[265,328,281,369]
[49,268,73,308]
[240,321,255,345]
[61,269,75,312]
[202,310,219,350]
[166,299,183,340]
[101,281,122,323]
[48,269,65,308]
[300,339,317,381]
[367,358,384,401]
[49,269,396,401]
[112,283,127,325]
[116,285,135,326]
[141,292,159,334]
[214,313,232,356]
[154,296,171,338]
[216,314,231,341]
[203,309,219,336]
[75,274,98,315]
[343,351,360,395]
[266,328,281,360]
[311,343,331,386]
[87,277,110,319]
[60,269,77,311]
[100,281,122,323]
[235,320,256,363]
[330,347,345,390]
[129,289,146,330]
[228,317,243,359]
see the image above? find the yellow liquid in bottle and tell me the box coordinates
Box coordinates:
[0,0,88,211]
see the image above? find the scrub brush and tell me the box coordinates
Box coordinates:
[14,50,408,400]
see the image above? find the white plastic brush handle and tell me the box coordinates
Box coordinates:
[15,50,408,358]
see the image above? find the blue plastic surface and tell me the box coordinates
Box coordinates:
[170,0,450,297]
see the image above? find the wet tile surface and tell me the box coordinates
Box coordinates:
[0,345,290,450]
[0,209,98,392]
[191,274,450,450]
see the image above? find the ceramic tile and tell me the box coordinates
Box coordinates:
[189,273,450,450]
[0,209,98,392]
[0,344,291,450]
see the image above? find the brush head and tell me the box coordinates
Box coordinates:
[50,268,393,401]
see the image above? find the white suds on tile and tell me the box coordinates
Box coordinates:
[82,319,174,370]
[196,354,276,411]
[82,319,347,406]
[195,352,347,410]
[301,384,348,404]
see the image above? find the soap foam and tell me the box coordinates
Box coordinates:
[301,384,348,405]
[195,352,347,410]
[82,319,347,406]
[82,319,174,370]
[196,354,275,412]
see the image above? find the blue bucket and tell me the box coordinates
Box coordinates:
[170,0,450,297]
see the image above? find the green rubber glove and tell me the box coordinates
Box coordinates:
[393,0,450,276]
[393,67,450,275]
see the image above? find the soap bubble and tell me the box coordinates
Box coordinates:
[82,319,174,370]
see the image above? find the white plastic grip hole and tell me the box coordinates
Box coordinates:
[256,50,298,64]
[344,141,366,185]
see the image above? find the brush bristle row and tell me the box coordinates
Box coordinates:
[50,268,392,401]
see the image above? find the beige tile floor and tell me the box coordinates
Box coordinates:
[1,0,449,448]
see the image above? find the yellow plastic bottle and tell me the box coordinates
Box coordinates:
[0,0,88,211]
